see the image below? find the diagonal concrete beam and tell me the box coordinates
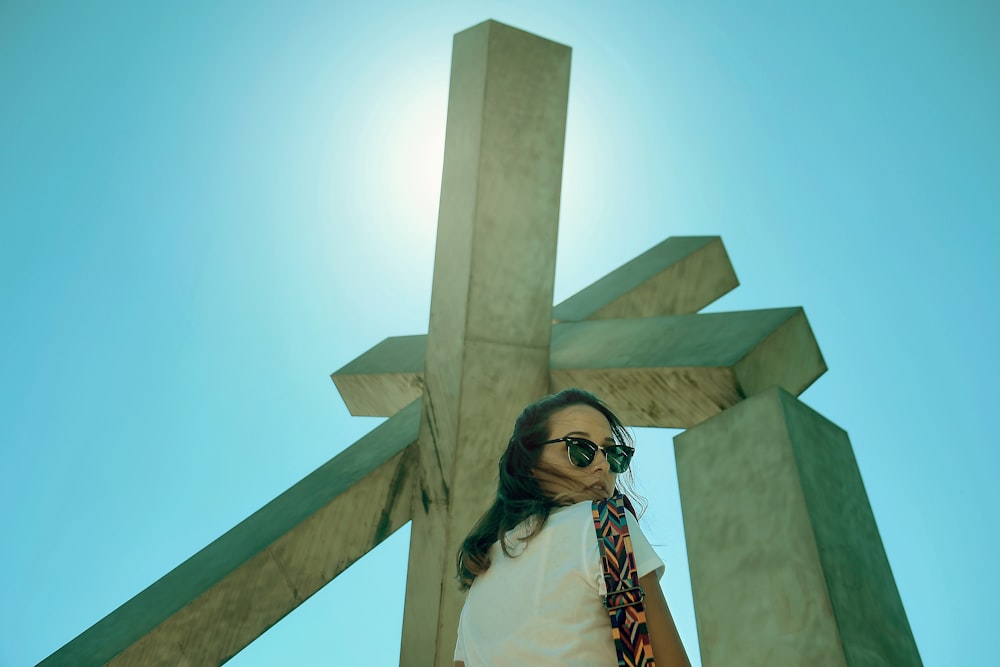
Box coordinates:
[553,236,738,321]
[40,400,421,667]
[332,307,825,428]
[330,235,738,414]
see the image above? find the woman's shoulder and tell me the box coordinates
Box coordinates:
[553,497,638,519]
[539,500,594,537]
[550,499,598,521]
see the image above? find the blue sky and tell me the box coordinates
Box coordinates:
[1,1,997,665]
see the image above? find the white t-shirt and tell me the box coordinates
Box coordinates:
[454,500,665,666]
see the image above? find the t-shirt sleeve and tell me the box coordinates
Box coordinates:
[626,509,665,581]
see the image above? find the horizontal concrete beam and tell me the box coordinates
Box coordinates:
[333,308,825,428]
[332,335,426,418]
[553,236,739,321]
[331,236,738,417]
[550,307,825,428]
[41,400,421,667]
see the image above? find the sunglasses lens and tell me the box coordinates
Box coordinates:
[566,439,597,468]
[606,447,631,473]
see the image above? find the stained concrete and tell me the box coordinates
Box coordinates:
[675,388,922,666]
[398,20,569,667]
[548,308,825,428]
[332,234,741,416]
[41,18,920,667]
[332,334,426,416]
[333,307,826,427]
[553,236,738,321]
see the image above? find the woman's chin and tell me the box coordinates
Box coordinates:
[591,482,612,500]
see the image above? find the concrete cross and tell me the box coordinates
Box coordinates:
[41,20,922,667]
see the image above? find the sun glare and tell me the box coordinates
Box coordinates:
[364,71,448,246]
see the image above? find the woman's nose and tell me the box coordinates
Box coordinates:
[590,449,609,469]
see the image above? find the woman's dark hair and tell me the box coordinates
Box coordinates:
[456,387,644,590]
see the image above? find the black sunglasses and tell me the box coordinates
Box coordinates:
[539,436,635,474]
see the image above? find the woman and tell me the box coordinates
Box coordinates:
[454,388,691,666]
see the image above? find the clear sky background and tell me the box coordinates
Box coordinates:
[1,1,996,665]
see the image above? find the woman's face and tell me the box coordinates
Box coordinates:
[535,403,618,501]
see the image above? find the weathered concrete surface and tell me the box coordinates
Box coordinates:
[332,235,739,416]
[675,388,923,667]
[553,236,738,321]
[399,20,568,667]
[332,308,825,428]
[39,400,421,667]
[550,307,824,427]
[332,334,426,416]
[42,17,922,667]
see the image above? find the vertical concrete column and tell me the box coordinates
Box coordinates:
[399,21,571,667]
[675,386,922,666]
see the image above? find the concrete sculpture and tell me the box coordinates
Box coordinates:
[41,20,920,667]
